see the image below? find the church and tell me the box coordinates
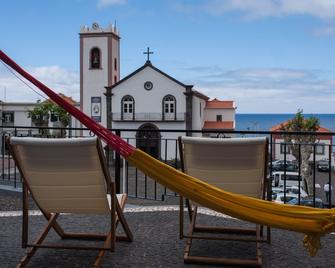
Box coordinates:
[80,23,237,159]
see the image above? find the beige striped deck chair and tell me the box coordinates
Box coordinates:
[8,137,133,268]
[178,136,270,267]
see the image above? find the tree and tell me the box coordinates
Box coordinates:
[280,110,320,195]
[27,100,70,138]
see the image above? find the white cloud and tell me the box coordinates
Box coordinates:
[312,26,335,36]
[0,65,79,102]
[97,0,127,8]
[183,66,335,113]
[176,0,335,20]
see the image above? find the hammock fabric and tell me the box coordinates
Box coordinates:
[1,50,335,256]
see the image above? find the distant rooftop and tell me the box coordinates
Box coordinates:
[206,99,236,109]
[203,121,234,130]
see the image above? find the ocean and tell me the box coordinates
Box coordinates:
[236,114,335,132]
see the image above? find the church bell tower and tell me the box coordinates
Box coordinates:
[79,22,120,127]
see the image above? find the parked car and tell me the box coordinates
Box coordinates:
[287,197,323,208]
[317,160,330,172]
[272,193,298,204]
[271,185,308,198]
[270,160,298,172]
[271,171,302,187]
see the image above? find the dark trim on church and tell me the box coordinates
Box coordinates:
[79,32,120,40]
[110,61,193,89]
[184,86,193,135]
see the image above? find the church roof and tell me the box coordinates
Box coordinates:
[111,60,192,89]
[203,121,234,130]
[193,90,209,101]
[205,99,236,109]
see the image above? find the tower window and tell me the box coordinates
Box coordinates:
[216,115,222,122]
[114,76,117,84]
[90,47,101,69]
[114,58,117,71]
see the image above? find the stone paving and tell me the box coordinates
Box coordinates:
[1,189,335,268]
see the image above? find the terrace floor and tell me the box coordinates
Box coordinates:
[1,189,334,268]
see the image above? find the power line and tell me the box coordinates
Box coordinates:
[1,61,48,101]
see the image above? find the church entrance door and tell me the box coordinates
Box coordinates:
[136,124,161,159]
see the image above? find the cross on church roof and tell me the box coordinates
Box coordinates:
[143,47,153,63]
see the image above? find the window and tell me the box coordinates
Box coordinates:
[2,112,14,123]
[216,115,222,122]
[162,95,176,120]
[199,102,202,117]
[114,76,117,84]
[114,58,117,71]
[90,47,101,69]
[316,144,325,155]
[122,96,134,120]
[280,143,292,154]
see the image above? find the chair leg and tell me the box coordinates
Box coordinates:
[17,213,59,268]
[184,206,198,260]
[92,231,113,268]
[183,211,263,267]
[115,195,133,242]
[179,196,184,239]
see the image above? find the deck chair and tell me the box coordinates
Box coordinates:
[178,136,270,267]
[8,137,133,268]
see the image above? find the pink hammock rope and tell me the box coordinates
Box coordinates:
[0,50,134,158]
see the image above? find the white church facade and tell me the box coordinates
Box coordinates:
[80,23,236,159]
[0,23,236,159]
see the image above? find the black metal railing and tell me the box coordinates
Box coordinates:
[0,126,334,208]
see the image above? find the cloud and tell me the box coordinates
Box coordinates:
[182,66,335,113]
[175,0,335,20]
[97,0,127,8]
[312,26,335,36]
[0,65,79,102]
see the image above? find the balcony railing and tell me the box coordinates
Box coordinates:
[1,126,334,209]
[112,112,185,121]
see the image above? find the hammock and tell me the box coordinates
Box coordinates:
[1,50,335,256]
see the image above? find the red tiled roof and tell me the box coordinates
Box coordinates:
[270,121,332,133]
[205,98,235,109]
[48,93,77,106]
[203,121,234,130]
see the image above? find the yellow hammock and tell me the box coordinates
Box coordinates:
[1,50,335,257]
[129,149,335,256]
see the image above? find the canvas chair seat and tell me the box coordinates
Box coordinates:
[8,137,133,268]
[178,136,271,267]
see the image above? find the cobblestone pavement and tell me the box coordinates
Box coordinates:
[1,190,335,268]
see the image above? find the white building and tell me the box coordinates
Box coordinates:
[0,96,80,137]
[80,23,236,159]
[270,122,332,162]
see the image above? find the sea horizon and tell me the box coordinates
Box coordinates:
[235,113,335,132]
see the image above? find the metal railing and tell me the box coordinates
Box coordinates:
[0,126,334,208]
[112,112,185,121]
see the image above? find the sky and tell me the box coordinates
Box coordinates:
[1,0,335,113]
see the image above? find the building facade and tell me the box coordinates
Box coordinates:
[80,23,236,159]
[270,123,332,162]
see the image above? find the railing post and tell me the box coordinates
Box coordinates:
[115,130,121,194]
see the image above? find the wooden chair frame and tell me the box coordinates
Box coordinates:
[178,136,271,267]
[8,137,133,268]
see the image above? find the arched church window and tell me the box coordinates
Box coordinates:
[121,95,135,120]
[114,58,117,71]
[162,95,176,120]
[90,47,101,69]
